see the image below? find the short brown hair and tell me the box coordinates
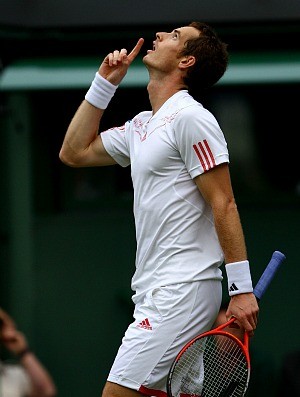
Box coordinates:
[179,22,228,93]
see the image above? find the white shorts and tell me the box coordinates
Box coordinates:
[107,280,222,396]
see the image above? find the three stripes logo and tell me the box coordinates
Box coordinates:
[229,283,239,293]
[193,139,216,172]
[137,318,152,330]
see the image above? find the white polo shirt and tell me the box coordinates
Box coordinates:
[101,90,229,301]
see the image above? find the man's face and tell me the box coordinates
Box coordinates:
[143,26,199,72]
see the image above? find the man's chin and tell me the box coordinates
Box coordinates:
[142,53,157,70]
[142,54,150,65]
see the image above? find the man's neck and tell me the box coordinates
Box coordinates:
[147,74,187,114]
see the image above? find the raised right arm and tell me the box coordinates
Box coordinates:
[59,38,144,168]
[59,100,113,167]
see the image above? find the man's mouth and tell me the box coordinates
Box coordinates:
[147,41,156,54]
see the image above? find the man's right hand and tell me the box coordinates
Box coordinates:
[99,38,144,86]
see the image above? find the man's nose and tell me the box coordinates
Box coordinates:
[156,32,166,41]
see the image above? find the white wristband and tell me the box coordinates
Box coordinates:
[225,260,253,296]
[85,72,118,109]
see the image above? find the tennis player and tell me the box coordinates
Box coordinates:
[60,22,259,397]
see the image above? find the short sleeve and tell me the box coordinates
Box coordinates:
[173,105,229,179]
[100,121,131,167]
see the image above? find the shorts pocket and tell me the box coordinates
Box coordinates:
[150,286,174,318]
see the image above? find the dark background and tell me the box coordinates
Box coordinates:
[2,0,300,27]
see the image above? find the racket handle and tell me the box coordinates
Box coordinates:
[253,251,286,300]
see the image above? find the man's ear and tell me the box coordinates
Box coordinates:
[179,55,196,70]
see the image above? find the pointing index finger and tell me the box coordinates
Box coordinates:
[127,38,144,62]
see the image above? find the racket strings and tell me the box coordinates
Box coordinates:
[169,335,249,397]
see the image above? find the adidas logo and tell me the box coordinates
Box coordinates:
[229,283,239,292]
[137,318,152,330]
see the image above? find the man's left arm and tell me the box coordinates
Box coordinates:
[194,163,259,335]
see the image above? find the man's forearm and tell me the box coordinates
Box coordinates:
[213,199,247,265]
[60,100,104,166]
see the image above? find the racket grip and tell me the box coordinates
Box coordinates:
[253,251,286,300]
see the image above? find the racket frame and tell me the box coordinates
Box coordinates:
[167,317,250,397]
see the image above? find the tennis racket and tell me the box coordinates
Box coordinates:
[167,250,286,397]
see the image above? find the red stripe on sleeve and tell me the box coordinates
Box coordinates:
[193,144,207,171]
[198,141,212,170]
[203,139,216,167]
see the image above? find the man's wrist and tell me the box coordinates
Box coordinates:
[85,72,118,109]
[225,260,253,296]
[17,347,31,360]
